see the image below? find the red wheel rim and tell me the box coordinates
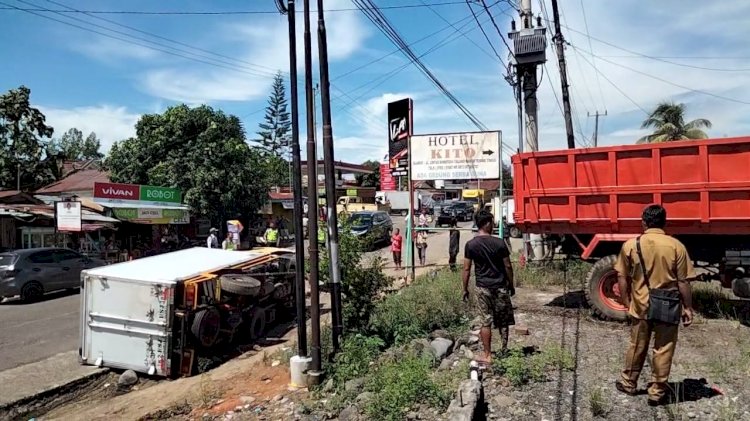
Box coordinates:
[598,270,627,312]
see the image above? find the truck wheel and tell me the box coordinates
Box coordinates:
[220,274,262,296]
[191,308,222,347]
[585,255,628,322]
[248,308,267,341]
[509,226,522,238]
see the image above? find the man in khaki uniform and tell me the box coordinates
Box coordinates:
[614,204,696,406]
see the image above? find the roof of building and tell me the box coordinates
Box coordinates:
[35,168,110,194]
[268,192,294,201]
[0,190,44,204]
[463,180,502,191]
[300,160,374,174]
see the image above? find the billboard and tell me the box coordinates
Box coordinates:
[387,98,413,177]
[94,182,183,207]
[379,163,396,191]
[55,201,82,232]
[410,131,502,181]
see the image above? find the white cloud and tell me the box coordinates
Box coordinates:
[140,0,369,103]
[40,105,140,152]
[72,38,158,63]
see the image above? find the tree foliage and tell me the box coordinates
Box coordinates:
[255,72,291,157]
[57,128,103,160]
[104,104,271,224]
[0,85,61,190]
[356,160,380,188]
[638,101,712,143]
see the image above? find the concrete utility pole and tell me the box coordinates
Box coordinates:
[316,0,344,354]
[509,0,547,261]
[588,110,607,147]
[302,0,322,381]
[277,0,308,361]
[550,0,575,149]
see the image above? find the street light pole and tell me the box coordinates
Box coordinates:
[316,0,344,353]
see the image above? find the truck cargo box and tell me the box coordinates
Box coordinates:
[80,247,267,376]
[512,136,750,235]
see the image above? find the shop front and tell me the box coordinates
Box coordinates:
[93,182,191,258]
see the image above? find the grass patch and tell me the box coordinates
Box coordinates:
[692,282,741,320]
[492,345,575,387]
[370,270,473,346]
[328,334,384,388]
[364,354,450,421]
[513,259,591,291]
[588,387,608,417]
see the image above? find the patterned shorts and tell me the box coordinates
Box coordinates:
[476,286,515,328]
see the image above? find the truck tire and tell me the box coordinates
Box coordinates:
[219,275,262,296]
[585,255,629,322]
[248,308,267,341]
[191,308,221,347]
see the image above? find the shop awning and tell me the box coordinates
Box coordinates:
[102,202,190,224]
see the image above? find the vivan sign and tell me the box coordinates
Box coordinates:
[94,182,183,206]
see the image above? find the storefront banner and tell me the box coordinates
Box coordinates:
[94,182,183,207]
[112,208,189,224]
[55,201,82,232]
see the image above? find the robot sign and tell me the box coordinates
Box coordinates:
[410,131,501,181]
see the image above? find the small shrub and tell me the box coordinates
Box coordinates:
[364,354,448,421]
[493,345,576,387]
[329,334,384,387]
[370,270,473,346]
[514,259,591,291]
[588,387,608,417]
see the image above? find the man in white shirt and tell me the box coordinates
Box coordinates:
[207,228,219,249]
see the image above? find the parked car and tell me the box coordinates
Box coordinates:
[348,211,393,248]
[0,247,107,302]
[436,202,475,226]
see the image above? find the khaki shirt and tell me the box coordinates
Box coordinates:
[614,228,696,319]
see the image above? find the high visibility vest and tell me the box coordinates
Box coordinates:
[266,228,279,242]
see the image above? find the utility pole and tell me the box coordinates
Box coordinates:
[317,0,344,354]
[509,0,547,261]
[303,0,322,381]
[550,0,575,149]
[588,110,607,147]
[277,0,308,363]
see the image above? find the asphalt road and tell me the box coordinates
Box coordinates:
[0,290,81,371]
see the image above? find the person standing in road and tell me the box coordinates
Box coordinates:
[416,229,428,266]
[222,232,236,250]
[207,228,219,249]
[614,204,695,406]
[448,218,460,271]
[463,210,515,365]
[391,228,403,270]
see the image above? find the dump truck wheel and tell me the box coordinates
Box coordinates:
[191,308,221,347]
[219,274,262,296]
[248,308,267,341]
[585,255,628,322]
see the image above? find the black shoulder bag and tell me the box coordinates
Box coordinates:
[636,236,682,325]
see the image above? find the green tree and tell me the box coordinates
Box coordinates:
[104,104,271,224]
[58,128,104,160]
[255,72,291,157]
[502,162,512,194]
[0,85,61,190]
[356,160,380,188]
[638,101,712,144]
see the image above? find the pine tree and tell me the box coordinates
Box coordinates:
[256,72,292,157]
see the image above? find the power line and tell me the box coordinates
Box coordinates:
[478,0,515,60]
[353,0,488,131]
[419,0,499,63]
[571,44,750,106]
[569,44,648,114]
[465,0,506,68]
[0,1,469,15]
[577,0,606,110]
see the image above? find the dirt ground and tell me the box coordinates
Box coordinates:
[482,287,750,421]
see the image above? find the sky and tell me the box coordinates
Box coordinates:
[2,0,750,165]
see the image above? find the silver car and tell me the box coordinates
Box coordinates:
[0,248,107,302]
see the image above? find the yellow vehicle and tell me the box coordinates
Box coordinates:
[336,195,390,215]
[461,189,485,211]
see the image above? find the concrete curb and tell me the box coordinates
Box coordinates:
[0,363,109,420]
[446,378,483,421]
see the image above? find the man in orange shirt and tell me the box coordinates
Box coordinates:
[614,204,696,406]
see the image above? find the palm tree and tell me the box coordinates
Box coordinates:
[638,101,712,144]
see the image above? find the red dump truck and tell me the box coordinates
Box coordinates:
[512,136,750,321]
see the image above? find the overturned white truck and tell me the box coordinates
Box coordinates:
[79,247,296,377]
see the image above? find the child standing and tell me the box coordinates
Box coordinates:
[391,228,403,270]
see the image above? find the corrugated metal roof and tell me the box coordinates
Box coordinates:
[36,169,110,194]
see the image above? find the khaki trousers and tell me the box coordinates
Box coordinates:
[621,318,679,400]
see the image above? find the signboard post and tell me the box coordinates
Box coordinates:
[55,201,82,232]
[387,98,413,178]
[410,131,502,181]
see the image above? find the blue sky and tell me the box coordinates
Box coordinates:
[2,0,750,165]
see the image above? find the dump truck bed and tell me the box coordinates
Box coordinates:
[512,136,750,235]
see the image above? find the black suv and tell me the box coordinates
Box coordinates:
[436,202,475,226]
[347,211,394,248]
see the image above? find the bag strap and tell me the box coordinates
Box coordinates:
[635,235,651,290]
